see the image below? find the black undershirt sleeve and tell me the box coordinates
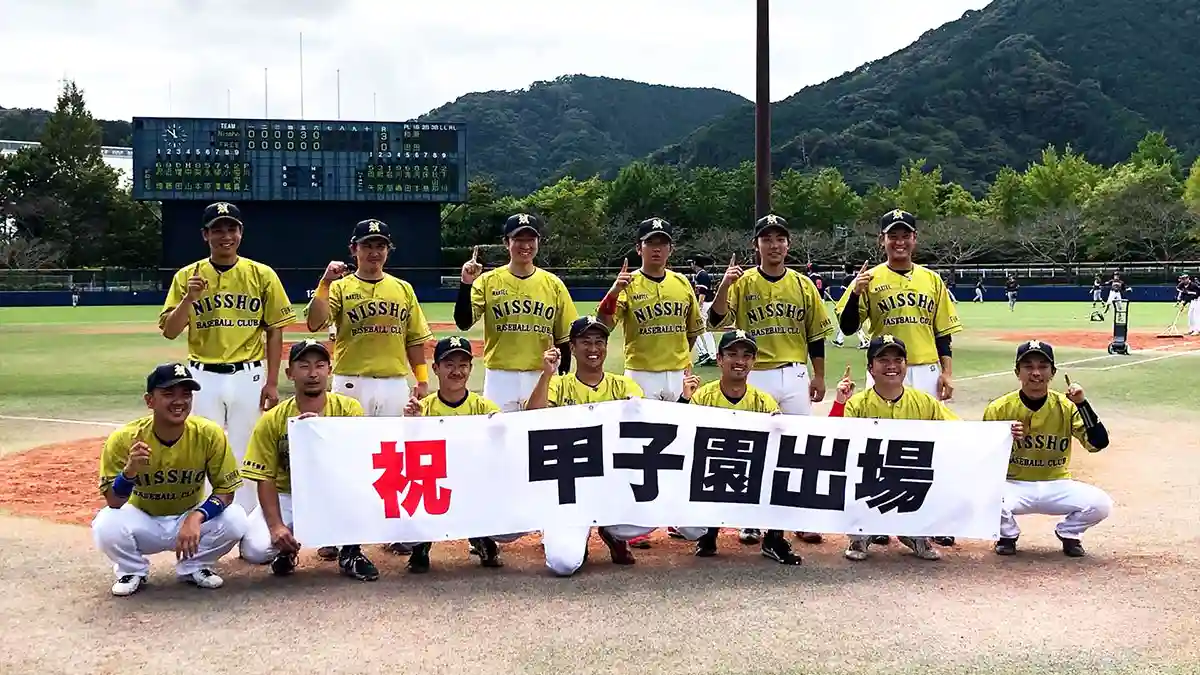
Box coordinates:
[1076,400,1109,450]
[708,308,726,327]
[935,335,952,358]
[839,293,861,334]
[557,341,572,375]
[454,282,474,330]
[808,339,825,359]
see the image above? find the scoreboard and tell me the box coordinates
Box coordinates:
[130,117,467,203]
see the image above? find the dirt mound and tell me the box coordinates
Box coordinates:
[0,437,105,525]
[994,329,1199,351]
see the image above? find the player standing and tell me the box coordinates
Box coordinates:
[1091,275,1103,308]
[1181,273,1200,335]
[838,335,956,561]
[401,336,516,573]
[455,213,578,411]
[92,363,249,596]
[690,259,718,365]
[709,214,833,545]
[974,278,985,303]
[238,340,380,581]
[524,316,650,576]
[1107,273,1125,308]
[983,340,1112,557]
[1005,275,1020,312]
[159,202,294,513]
[680,330,804,565]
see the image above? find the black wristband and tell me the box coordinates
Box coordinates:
[677,395,691,404]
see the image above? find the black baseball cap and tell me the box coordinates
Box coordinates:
[351,219,392,244]
[753,214,789,238]
[569,315,611,340]
[503,213,542,238]
[202,202,243,228]
[1015,339,1055,366]
[879,209,917,233]
[289,339,331,363]
[433,336,473,362]
[866,334,908,361]
[637,217,674,242]
[718,329,758,354]
[146,363,201,394]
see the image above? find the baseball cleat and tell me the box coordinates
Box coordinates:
[898,536,942,560]
[761,533,802,565]
[833,339,844,347]
[932,536,956,546]
[666,527,686,539]
[627,534,652,549]
[111,574,147,597]
[599,528,636,565]
[339,547,380,581]
[473,537,504,568]
[870,535,891,546]
[738,528,762,545]
[317,546,340,561]
[270,552,298,576]
[994,537,1018,556]
[844,537,870,561]
[406,543,432,574]
[1057,533,1086,557]
[384,542,412,556]
[181,569,224,589]
[695,529,719,557]
[794,531,823,544]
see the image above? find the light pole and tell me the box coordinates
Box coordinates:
[755,0,771,221]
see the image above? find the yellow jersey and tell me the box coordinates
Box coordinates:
[419,391,502,417]
[689,380,780,413]
[543,373,644,407]
[712,267,834,370]
[614,269,705,372]
[98,415,241,517]
[835,263,961,366]
[983,390,1097,482]
[160,257,296,364]
[469,267,579,371]
[306,274,433,377]
[241,393,364,494]
[843,386,959,421]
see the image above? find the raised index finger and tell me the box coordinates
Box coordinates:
[192,262,201,277]
[730,253,737,267]
[1064,374,1073,387]
[471,245,480,262]
[860,259,870,273]
[620,258,628,273]
[843,364,852,380]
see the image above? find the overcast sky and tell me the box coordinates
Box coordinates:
[2,0,991,123]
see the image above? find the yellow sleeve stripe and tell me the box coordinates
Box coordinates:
[405,332,434,347]
[934,325,965,337]
[240,468,274,482]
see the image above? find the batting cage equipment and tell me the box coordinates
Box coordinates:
[1107,299,1130,355]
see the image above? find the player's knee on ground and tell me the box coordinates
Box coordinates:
[602,525,654,541]
[545,547,586,577]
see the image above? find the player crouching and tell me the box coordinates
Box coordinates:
[680,330,803,565]
[92,363,249,596]
[402,335,515,573]
[839,335,956,561]
[238,340,380,581]
[984,341,1112,557]
[525,316,650,575]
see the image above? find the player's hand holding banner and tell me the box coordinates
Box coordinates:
[287,400,1012,547]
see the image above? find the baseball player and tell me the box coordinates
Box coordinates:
[1091,276,1103,307]
[839,335,957,561]
[401,336,515,573]
[679,330,804,565]
[306,219,432,557]
[691,259,718,365]
[709,214,833,545]
[455,213,578,411]
[973,278,985,303]
[159,202,295,513]
[92,363,249,596]
[1107,273,1125,307]
[238,340,380,581]
[983,340,1112,557]
[1181,273,1200,335]
[945,272,958,304]
[71,284,81,308]
[524,316,650,576]
[1005,275,1020,312]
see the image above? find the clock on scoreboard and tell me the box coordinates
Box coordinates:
[130,117,467,203]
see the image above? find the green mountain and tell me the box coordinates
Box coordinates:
[652,0,1200,193]
[0,106,132,147]
[417,75,747,193]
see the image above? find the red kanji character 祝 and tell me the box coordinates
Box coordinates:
[372,439,452,518]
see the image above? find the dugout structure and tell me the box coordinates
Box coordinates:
[131,116,468,296]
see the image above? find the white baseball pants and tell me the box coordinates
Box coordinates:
[999,479,1113,540]
[867,362,941,399]
[1092,290,1103,303]
[696,302,717,359]
[483,369,543,412]
[1187,301,1200,333]
[974,288,984,302]
[190,363,265,513]
[627,369,685,402]
[542,525,655,577]
[1107,290,1123,306]
[92,503,248,578]
[240,493,293,564]
[748,364,812,415]
[333,375,411,416]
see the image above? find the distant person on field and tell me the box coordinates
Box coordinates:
[1180,272,1200,335]
[945,273,958,304]
[690,259,718,365]
[1091,276,1103,307]
[1106,273,1125,308]
[71,285,81,308]
[974,278,985,302]
[1005,275,1019,312]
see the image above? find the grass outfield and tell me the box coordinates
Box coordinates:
[0,300,1197,426]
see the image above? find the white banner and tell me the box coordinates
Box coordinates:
[288,399,1012,547]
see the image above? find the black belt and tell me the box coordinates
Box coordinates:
[190,360,263,374]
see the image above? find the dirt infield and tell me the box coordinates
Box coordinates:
[993,329,1200,351]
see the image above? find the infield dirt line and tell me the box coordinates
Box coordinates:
[1072,347,1200,372]
[0,415,123,428]
[955,343,1180,383]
